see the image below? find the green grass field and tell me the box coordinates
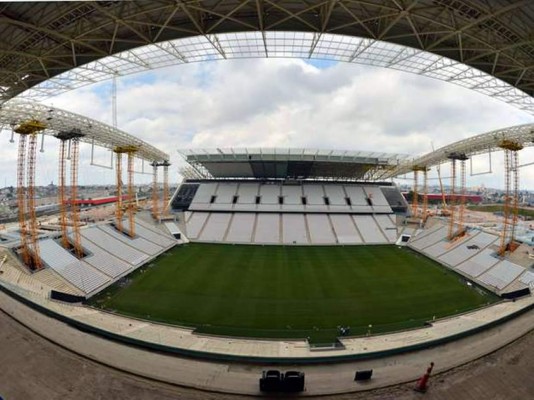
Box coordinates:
[91,244,497,343]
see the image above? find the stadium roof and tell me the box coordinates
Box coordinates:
[381,122,534,179]
[1,1,534,113]
[0,100,169,162]
[180,148,409,180]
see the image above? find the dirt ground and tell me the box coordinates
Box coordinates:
[0,309,533,400]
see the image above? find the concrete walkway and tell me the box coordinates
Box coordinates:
[2,307,534,400]
[1,285,533,395]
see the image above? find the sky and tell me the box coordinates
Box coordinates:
[1,57,533,190]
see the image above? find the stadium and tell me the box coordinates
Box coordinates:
[0,1,534,398]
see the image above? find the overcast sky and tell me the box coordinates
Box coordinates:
[1,58,533,190]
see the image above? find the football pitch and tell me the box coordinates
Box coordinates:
[91,244,498,343]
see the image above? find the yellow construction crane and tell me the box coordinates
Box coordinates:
[55,129,85,258]
[411,165,429,220]
[498,139,523,255]
[14,119,46,269]
[114,145,139,237]
[447,152,468,240]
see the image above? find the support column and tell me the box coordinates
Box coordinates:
[511,150,520,244]
[16,133,30,266]
[56,129,85,257]
[58,140,69,250]
[127,151,135,237]
[447,152,468,240]
[114,145,138,234]
[411,165,428,220]
[411,169,419,218]
[448,158,456,240]
[162,160,171,217]
[457,159,467,235]
[151,162,159,219]
[115,152,123,232]
[27,133,42,268]
[70,139,83,257]
[422,168,429,221]
[15,120,46,269]
[498,140,523,255]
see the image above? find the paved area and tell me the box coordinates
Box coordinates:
[1,244,534,397]
[1,286,533,396]
[1,307,533,400]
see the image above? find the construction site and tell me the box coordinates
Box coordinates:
[0,1,534,398]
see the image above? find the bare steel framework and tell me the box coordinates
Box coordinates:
[0,1,533,115]
[0,101,168,163]
[383,123,534,179]
[383,123,534,253]
[1,101,169,267]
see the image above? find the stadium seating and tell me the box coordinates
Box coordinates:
[373,214,398,243]
[343,185,369,212]
[211,182,238,210]
[132,221,177,247]
[182,182,402,246]
[324,184,347,211]
[477,260,526,290]
[225,213,256,242]
[406,221,531,294]
[281,185,304,211]
[409,225,448,251]
[186,212,210,239]
[234,183,260,211]
[75,235,131,278]
[35,215,178,297]
[363,186,393,213]
[39,238,109,294]
[122,217,176,248]
[438,232,498,267]
[254,213,280,244]
[519,271,534,286]
[192,182,218,203]
[99,225,163,256]
[82,226,148,266]
[186,181,398,214]
[302,184,326,210]
[184,210,396,245]
[259,183,281,211]
[455,249,500,278]
[330,214,363,244]
[282,214,308,244]
[306,214,337,244]
[353,215,388,243]
[198,213,232,241]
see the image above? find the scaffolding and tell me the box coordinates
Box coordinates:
[70,138,83,257]
[411,165,428,219]
[161,160,171,217]
[58,139,68,249]
[114,145,138,236]
[447,152,468,240]
[127,150,136,237]
[56,129,85,257]
[115,151,123,232]
[14,120,46,269]
[422,168,429,221]
[151,162,159,219]
[16,132,29,266]
[498,139,523,255]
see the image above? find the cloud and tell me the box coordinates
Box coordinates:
[12,57,530,190]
